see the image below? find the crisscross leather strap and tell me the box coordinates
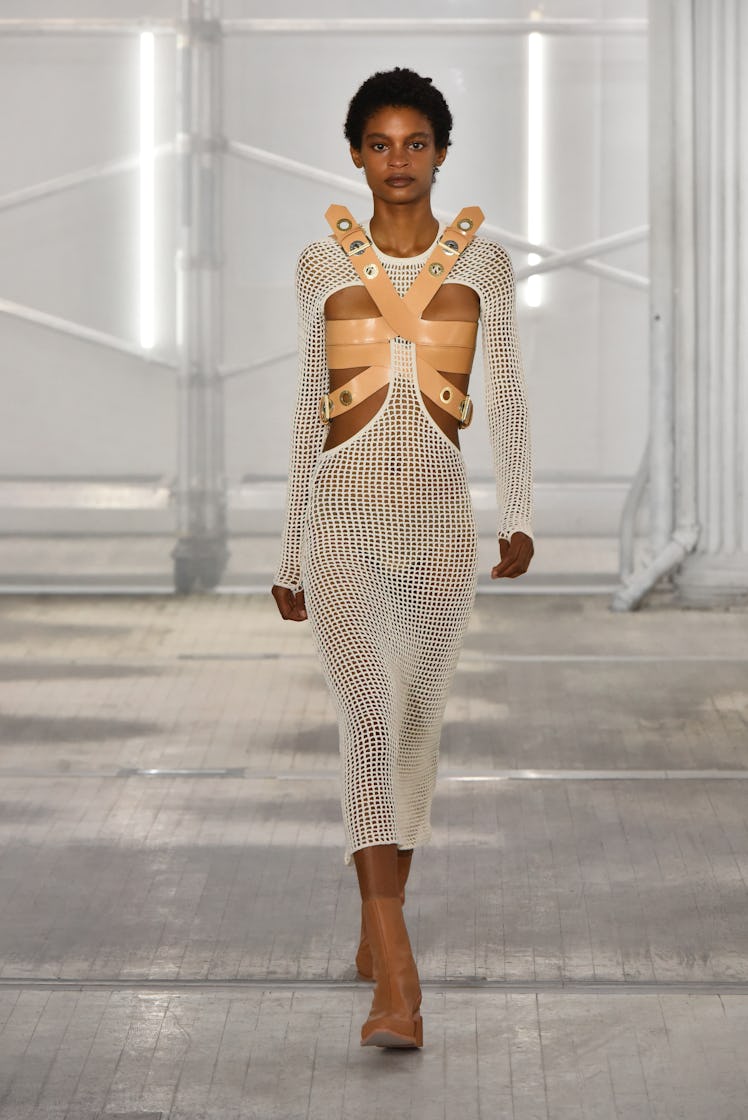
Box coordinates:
[320,204,484,427]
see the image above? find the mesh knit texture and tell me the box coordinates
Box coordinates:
[275,215,534,865]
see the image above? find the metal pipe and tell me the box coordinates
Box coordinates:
[0,16,648,37]
[0,297,176,369]
[221,18,648,36]
[512,227,648,283]
[720,0,738,552]
[672,0,699,550]
[0,144,174,214]
[617,434,650,582]
[0,19,175,36]
[649,0,676,558]
[219,349,296,382]
[171,0,229,593]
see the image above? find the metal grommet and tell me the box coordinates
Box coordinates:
[363,263,379,278]
[429,262,445,277]
[439,238,460,257]
[339,389,353,406]
[347,239,366,256]
[440,387,453,403]
[458,218,473,231]
[336,218,352,231]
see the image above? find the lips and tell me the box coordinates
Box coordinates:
[386,177,414,186]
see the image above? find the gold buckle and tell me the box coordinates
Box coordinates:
[319,394,333,425]
[458,395,473,428]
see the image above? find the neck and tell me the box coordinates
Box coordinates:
[368,197,439,258]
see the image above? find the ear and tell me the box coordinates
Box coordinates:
[434,146,447,169]
[349,145,363,169]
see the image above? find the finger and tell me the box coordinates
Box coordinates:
[492,563,521,579]
[491,553,519,577]
[491,548,529,579]
[492,562,522,579]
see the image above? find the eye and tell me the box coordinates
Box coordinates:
[411,141,425,150]
[372,143,387,152]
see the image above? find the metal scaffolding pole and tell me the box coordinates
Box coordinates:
[171,0,229,593]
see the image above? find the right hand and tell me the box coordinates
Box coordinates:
[271,585,308,622]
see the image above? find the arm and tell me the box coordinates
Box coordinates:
[273,242,330,605]
[479,242,535,574]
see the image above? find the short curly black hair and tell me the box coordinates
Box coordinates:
[343,66,453,163]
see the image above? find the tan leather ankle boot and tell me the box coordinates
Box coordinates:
[355,851,412,981]
[360,895,423,1048]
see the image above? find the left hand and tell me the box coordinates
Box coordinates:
[491,532,534,579]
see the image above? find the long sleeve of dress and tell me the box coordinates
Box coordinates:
[273,242,330,592]
[479,242,535,543]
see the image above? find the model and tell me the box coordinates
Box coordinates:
[272,66,535,1049]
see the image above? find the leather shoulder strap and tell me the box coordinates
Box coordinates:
[324,204,425,340]
[403,206,484,318]
[324,204,485,339]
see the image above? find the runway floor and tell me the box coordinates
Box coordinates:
[0,590,747,1119]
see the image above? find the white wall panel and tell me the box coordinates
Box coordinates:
[0,0,649,555]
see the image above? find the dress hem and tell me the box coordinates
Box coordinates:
[343,830,433,867]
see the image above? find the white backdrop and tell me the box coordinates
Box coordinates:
[0,0,648,562]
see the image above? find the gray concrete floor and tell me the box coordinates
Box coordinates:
[0,590,747,1119]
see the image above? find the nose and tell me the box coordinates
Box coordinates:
[388,147,409,168]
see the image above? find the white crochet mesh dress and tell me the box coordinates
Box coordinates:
[275,210,534,866]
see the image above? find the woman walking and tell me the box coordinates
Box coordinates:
[272,67,535,1049]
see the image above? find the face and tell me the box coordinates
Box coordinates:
[350,104,447,202]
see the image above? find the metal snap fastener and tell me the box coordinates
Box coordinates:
[442,239,459,254]
[429,262,445,277]
[339,389,353,406]
[337,218,352,231]
[363,263,379,278]
[458,218,473,231]
[348,239,366,256]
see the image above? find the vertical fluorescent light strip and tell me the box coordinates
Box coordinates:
[139,32,155,350]
[526,24,544,307]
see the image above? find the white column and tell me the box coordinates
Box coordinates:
[674,0,748,605]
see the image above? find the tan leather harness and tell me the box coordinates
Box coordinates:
[320,204,485,429]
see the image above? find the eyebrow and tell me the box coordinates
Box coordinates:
[364,131,431,140]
